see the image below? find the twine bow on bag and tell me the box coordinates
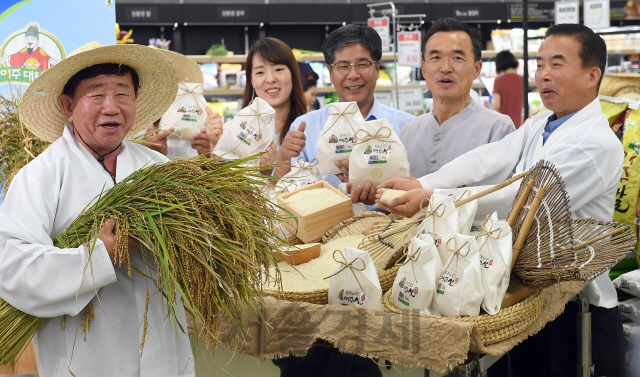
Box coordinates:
[176,83,205,112]
[324,250,367,294]
[421,202,446,241]
[475,215,504,251]
[321,103,360,136]
[438,238,471,283]
[246,98,275,125]
[396,246,423,283]
[274,158,322,195]
[354,126,396,145]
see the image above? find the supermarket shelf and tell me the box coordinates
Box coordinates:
[204,84,424,96]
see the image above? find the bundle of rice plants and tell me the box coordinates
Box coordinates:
[0,155,285,365]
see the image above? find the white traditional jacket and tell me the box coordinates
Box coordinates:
[418,98,624,308]
[0,125,195,376]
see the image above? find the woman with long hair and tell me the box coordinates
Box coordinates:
[192,38,308,175]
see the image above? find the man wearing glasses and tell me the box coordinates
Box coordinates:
[279,24,415,199]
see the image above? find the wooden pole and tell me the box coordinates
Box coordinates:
[507,179,535,227]
[511,187,545,269]
[455,170,529,208]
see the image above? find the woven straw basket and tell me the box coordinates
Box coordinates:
[265,212,402,304]
[381,289,544,346]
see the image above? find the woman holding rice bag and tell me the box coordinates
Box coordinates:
[192,38,307,172]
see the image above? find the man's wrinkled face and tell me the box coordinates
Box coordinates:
[25,36,38,49]
[59,73,138,154]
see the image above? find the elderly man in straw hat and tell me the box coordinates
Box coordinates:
[0,42,195,375]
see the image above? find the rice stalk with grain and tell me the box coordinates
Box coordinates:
[0,155,286,365]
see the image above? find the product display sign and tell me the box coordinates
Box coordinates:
[375,92,392,107]
[392,87,424,112]
[397,31,421,68]
[0,0,115,92]
[368,17,390,52]
[584,0,611,29]
[554,1,579,24]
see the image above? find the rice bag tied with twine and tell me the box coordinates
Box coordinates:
[348,119,410,189]
[317,102,365,177]
[476,212,513,315]
[275,157,321,195]
[448,189,478,235]
[435,234,484,317]
[327,247,382,310]
[416,194,459,264]
[159,82,208,145]
[215,97,276,159]
[391,235,443,315]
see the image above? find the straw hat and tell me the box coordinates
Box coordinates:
[599,73,640,98]
[19,42,178,143]
[156,48,203,84]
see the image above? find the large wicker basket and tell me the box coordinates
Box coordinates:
[381,288,544,346]
[265,212,402,305]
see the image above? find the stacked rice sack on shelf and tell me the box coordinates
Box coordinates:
[614,270,640,370]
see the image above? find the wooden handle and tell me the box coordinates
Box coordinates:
[507,179,535,227]
[455,170,530,208]
[574,226,629,251]
[378,220,419,239]
[511,187,545,269]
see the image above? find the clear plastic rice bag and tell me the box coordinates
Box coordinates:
[348,118,410,189]
[317,102,365,177]
[391,235,443,315]
[328,246,382,310]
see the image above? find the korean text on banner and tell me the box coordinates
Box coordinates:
[368,17,390,52]
[398,31,421,68]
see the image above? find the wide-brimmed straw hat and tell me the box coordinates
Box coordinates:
[156,48,203,84]
[19,41,178,143]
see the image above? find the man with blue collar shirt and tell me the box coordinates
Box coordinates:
[275,24,415,204]
[378,23,625,376]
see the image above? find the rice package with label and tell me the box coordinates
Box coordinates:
[416,194,459,264]
[435,234,484,317]
[328,246,382,310]
[348,118,410,189]
[214,97,276,159]
[275,158,321,195]
[613,269,640,297]
[476,212,512,315]
[317,102,365,177]
[391,235,443,315]
[619,297,640,323]
[160,83,208,145]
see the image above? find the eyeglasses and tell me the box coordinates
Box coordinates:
[330,60,378,76]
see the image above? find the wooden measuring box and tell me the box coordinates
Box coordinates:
[277,181,353,243]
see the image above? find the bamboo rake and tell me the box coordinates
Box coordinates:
[512,187,545,269]
[507,179,535,227]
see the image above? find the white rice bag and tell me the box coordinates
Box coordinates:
[391,235,443,315]
[159,83,208,146]
[317,102,365,177]
[416,194,459,264]
[623,322,640,346]
[448,189,478,235]
[328,247,382,310]
[476,212,513,315]
[214,97,276,159]
[348,118,410,189]
[275,158,321,194]
[435,234,484,317]
[613,269,640,298]
[619,298,640,323]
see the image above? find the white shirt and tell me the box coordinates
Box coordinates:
[418,98,624,308]
[0,125,195,376]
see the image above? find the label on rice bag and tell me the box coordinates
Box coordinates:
[329,133,358,154]
[236,120,262,146]
[363,143,392,164]
[338,289,367,306]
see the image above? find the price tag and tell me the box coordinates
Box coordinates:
[368,17,390,52]
[397,31,421,68]
[375,92,392,107]
[392,87,424,112]
[554,1,579,24]
[583,0,610,30]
